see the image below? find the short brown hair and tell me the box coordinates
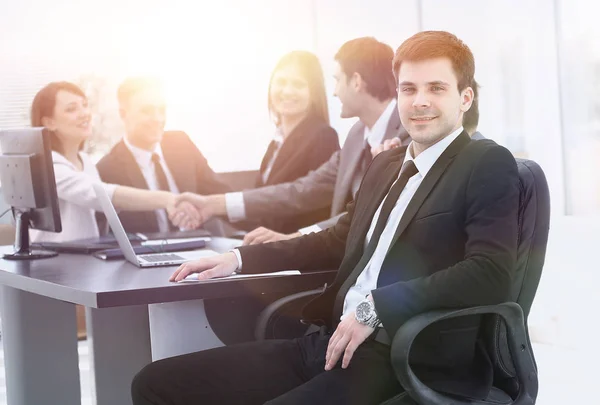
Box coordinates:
[335,37,397,101]
[30,81,87,154]
[268,51,329,125]
[117,77,164,107]
[393,31,475,92]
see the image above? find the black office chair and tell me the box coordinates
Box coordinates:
[255,158,551,405]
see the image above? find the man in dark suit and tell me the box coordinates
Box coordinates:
[131,31,519,405]
[96,77,230,234]
[176,37,411,243]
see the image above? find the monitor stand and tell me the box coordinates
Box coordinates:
[3,210,58,260]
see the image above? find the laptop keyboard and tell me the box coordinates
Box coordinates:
[140,253,185,262]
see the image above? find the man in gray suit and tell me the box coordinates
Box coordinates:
[178,37,410,244]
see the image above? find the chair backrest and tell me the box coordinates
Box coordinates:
[484,158,551,396]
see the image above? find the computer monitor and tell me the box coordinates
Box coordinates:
[0,128,62,260]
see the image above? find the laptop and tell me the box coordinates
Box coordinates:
[93,183,218,267]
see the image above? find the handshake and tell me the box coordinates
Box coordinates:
[164,136,404,232]
[166,193,225,230]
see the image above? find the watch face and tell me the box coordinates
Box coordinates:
[356,301,371,322]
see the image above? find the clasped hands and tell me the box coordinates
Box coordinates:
[165,137,403,231]
[165,193,220,230]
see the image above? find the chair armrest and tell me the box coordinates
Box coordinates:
[254,288,323,341]
[390,302,538,405]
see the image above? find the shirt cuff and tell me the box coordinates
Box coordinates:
[225,192,246,222]
[231,248,243,271]
[298,224,321,235]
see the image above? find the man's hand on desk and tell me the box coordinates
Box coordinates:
[167,199,202,230]
[170,252,239,282]
[175,193,227,225]
[243,227,302,246]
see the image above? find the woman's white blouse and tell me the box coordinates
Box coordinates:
[30,151,117,243]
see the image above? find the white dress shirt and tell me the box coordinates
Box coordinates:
[297,100,398,236]
[364,100,398,158]
[124,139,180,233]
[341,126,464,319]
[30,151,118,243]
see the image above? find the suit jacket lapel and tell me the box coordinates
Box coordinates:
[342,147,406,270]
[161,136,196,192]
[114,141,149,190]
[331,147,405,315]
[385,132,471,255]
[264,117,312,185]
[111,140,159,232]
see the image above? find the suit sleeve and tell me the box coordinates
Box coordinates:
[242,150,340,220]
[237,197,356,274]
[371,146,519,336]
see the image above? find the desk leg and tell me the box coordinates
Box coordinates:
[0,286,81,405]
[148,299,224,360]
[86,305,151,405]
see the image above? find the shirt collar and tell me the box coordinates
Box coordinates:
[124,137,164,167]
[404,126,464,178]
[364,99,397,148]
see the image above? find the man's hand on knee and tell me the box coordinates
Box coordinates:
[324,311,376,370]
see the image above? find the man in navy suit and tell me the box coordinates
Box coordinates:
[132,31,519,405]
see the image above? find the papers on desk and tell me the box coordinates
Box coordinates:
[178,270,301,283]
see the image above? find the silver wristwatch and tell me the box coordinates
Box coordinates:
[355,298,381,328]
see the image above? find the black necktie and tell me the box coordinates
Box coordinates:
[332,159,419,320]
[152,153,170,192]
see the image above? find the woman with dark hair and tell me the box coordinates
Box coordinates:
[234,51,339,233]
[29,81,198,243]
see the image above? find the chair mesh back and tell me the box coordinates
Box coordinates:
[483,159,551,396]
